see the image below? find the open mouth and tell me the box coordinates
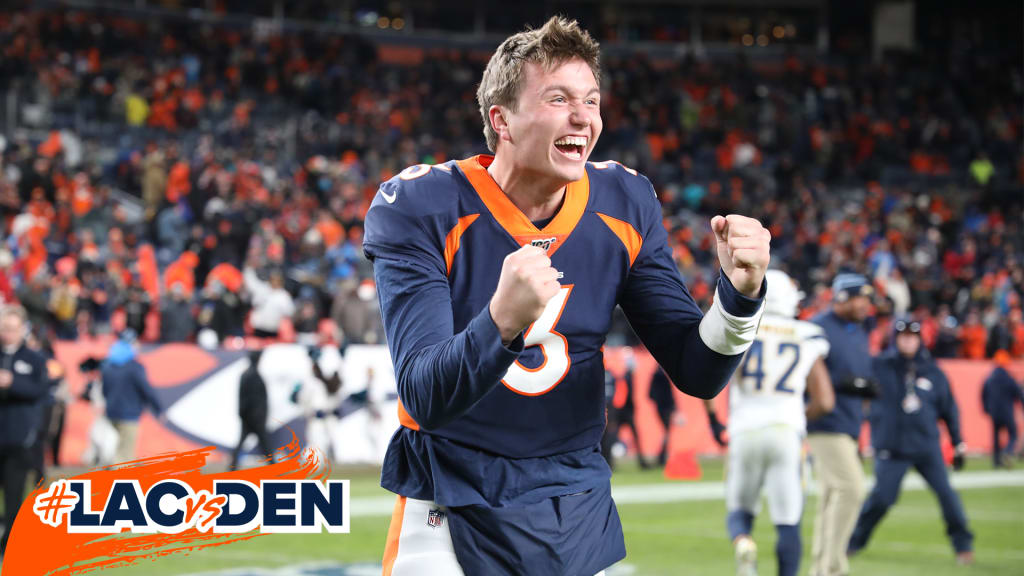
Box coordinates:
[554,136,587,161]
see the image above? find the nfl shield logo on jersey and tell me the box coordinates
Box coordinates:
[427,509,445,528]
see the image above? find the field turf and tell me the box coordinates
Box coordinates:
[45,457,1018,576]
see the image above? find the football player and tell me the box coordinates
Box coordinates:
[705,270,834,576]
[364,17,772,575]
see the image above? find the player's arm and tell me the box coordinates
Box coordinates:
[619,183,766,399]
[805,357,835,421]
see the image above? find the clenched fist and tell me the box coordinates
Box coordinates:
[711,215,771,298]
[489,245,561,344]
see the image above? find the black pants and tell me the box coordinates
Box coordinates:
[252,328,280,339]
[993,418,1018,467]
[229,418,275,470]
[850,448,973,553]
[0,445,31,556]
[656,408,673,465]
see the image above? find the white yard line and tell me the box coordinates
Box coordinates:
[348,470,1024,517]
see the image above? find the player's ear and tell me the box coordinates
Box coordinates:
[489,105,512,144]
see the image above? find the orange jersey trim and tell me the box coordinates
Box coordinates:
[455,155,589,257]
[596,213,643,267]
[382,495,407,576]
[397,399,420,431]
[443,213,480,275]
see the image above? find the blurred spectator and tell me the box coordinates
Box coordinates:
[331,279,383,345]
[293,296,321,346]
[15,271,51,330]
[100,330,163,463]
[981,351,1024,468]
[197,280,246,344]
[933,306,961,358]
[244,266,295,339]
[48,261,80,339]
[958,311,988,360]
[230,349,274,470]
[159,283,194,342]
[1010,310,1024,357]
[156,203,189,266]
[120,280,152,337]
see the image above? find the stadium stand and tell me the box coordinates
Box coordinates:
[0,5,1021,358]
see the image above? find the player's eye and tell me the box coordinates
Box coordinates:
[586,98,599,106]
[551,96,567,103]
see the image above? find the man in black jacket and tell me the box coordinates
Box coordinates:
[0,305,48,557]
[848,319,974,564]
[230,349,275,470]
[982,350,1023,468]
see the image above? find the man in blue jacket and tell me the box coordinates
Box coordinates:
[0,305,48,557]
[982,350,1023,468]
[807,273,875,576]
[849,318,974,564]
[101,330,163,463]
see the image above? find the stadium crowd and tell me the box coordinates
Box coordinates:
[1,8,1021,358]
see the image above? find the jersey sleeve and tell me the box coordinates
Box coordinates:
[617,171,764,399]
[363,174,524,431]
[363,177,447,274]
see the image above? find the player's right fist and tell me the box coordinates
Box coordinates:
[489,244,561,344]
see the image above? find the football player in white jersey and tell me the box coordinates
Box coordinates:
[705,269,835,576]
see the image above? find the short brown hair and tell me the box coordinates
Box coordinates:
[477,16,601,152]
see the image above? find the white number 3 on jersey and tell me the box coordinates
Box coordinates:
[502,286,573,396]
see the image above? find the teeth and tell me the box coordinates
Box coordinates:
[554,136,587,147]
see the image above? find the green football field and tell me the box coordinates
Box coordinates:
[45,457,1017,576]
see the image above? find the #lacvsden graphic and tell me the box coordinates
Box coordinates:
[4,436,348,575]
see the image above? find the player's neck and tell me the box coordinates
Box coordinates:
[487,155,567,222]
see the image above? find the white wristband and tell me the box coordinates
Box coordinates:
[698,288,764,356]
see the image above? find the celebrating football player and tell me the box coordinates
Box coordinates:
[364,16,771,576]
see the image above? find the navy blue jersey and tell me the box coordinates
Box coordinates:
[364,155,762,507]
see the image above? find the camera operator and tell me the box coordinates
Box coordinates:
[848,318,974,565]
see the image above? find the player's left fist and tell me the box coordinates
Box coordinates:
[711,214,770,298]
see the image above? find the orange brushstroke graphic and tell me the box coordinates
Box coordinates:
[4,432,330,575]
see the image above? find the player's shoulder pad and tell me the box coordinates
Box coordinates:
[364,162,461,267]
[371,161,461,217]
[796,319,826,340]
[796,319,831,356]
[586,160,660,231]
